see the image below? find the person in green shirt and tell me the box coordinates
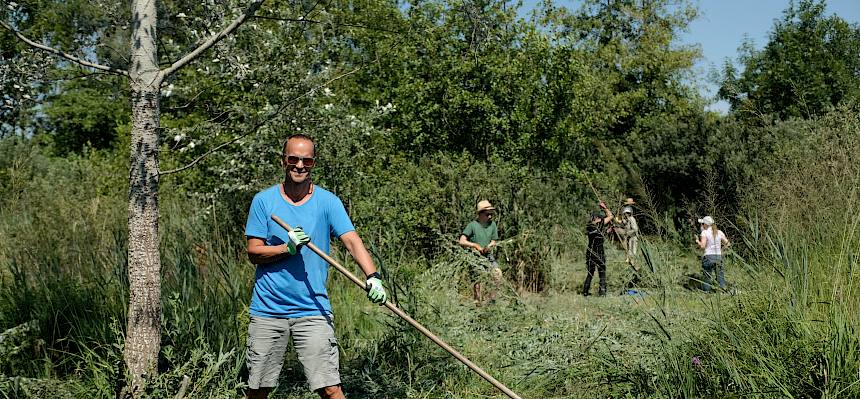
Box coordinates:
[459,200,502,305]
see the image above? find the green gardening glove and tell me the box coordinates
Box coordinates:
[284,227,310,255]
[365,272,387,304]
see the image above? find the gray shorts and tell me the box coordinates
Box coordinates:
[246,315,341,391]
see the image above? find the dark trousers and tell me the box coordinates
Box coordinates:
[702,255,725,292]
[583,254,607,295]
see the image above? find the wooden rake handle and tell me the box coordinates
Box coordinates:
[270,215,524,399]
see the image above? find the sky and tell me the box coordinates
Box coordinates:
[521,0,860,113]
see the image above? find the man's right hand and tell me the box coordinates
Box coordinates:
[284,226,310,255]
[474,244,484,254]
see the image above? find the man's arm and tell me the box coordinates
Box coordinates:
[628,217,639,236]
[339,231,378,277]
[340,231,388,304]
[247,237,291,264]
[697,233,707,250]
[459,235,483,253]
[600,202,613,224]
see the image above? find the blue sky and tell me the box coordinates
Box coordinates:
[521,0,860,112]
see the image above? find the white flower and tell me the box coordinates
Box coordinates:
[212,58,220,63]
[177,12,187,18]
[324,103,334,110]
[253,83,260,88]
[188,141,196,149]
[323,87,334,97]
[173,134,183,142]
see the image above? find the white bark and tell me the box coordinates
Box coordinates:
[125,0,162,393]
[4,1,267,395]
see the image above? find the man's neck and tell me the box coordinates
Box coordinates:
[283,180,313,203]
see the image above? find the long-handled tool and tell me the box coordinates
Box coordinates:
[270,215,524,399]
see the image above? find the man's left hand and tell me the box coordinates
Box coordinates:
[366,274,387,304]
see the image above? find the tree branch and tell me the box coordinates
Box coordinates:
[160,0,266,78]
[0,20,128,76]
[159,65,363,176]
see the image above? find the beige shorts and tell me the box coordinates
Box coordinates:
[246,315,340,391]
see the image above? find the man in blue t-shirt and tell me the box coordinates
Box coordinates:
[244,134,387,399]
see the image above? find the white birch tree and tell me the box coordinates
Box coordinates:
[2,0,265,394]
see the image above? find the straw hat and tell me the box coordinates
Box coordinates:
[623,198,636,205]
[476,200,495,214]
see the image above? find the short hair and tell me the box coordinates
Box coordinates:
[282,133,316,155]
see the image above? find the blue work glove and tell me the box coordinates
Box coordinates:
[283,227,310,255]
[365,272,388,304]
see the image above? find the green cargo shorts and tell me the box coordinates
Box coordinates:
[246,315,341,391]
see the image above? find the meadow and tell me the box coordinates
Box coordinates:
[1,104,858,398]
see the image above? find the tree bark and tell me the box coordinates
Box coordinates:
[125,0,162,394]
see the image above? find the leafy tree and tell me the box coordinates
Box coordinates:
[40,79,129,151]
[2,0,268,394]
[719,0,860,120]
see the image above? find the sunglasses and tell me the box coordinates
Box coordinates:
[283,155,316,168]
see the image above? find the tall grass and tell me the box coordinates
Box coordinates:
[2,105,859,398]
[657,104,860,398]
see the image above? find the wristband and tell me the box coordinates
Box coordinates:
[367,272,382,280]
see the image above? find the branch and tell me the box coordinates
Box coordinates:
[160,0,266,78]
[0,20,128,76]
[159,65,363,176]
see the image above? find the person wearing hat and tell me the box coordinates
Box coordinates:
[618,198,640,281]
[583,202,613,296]
[697,215,731,292]
[459,200,502,304]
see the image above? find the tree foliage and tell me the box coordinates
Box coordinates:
[720,0,860,120]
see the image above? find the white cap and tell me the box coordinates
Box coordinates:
[698,216,714,225]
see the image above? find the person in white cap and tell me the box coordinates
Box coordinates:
[459,200,502,304]
[697,215,731,292]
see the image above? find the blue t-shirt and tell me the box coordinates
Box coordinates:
[245,184,355,318]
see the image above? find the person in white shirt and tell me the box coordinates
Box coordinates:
[697,216,730,293]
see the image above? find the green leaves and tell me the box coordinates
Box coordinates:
[720,0,860,120]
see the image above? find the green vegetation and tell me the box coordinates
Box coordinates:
[2,0,859,397]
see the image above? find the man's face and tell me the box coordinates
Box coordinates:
[478,211,493,223]
[282,138,315,184]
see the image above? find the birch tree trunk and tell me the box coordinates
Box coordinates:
[3,1,266,396]
[125,0,163,393]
